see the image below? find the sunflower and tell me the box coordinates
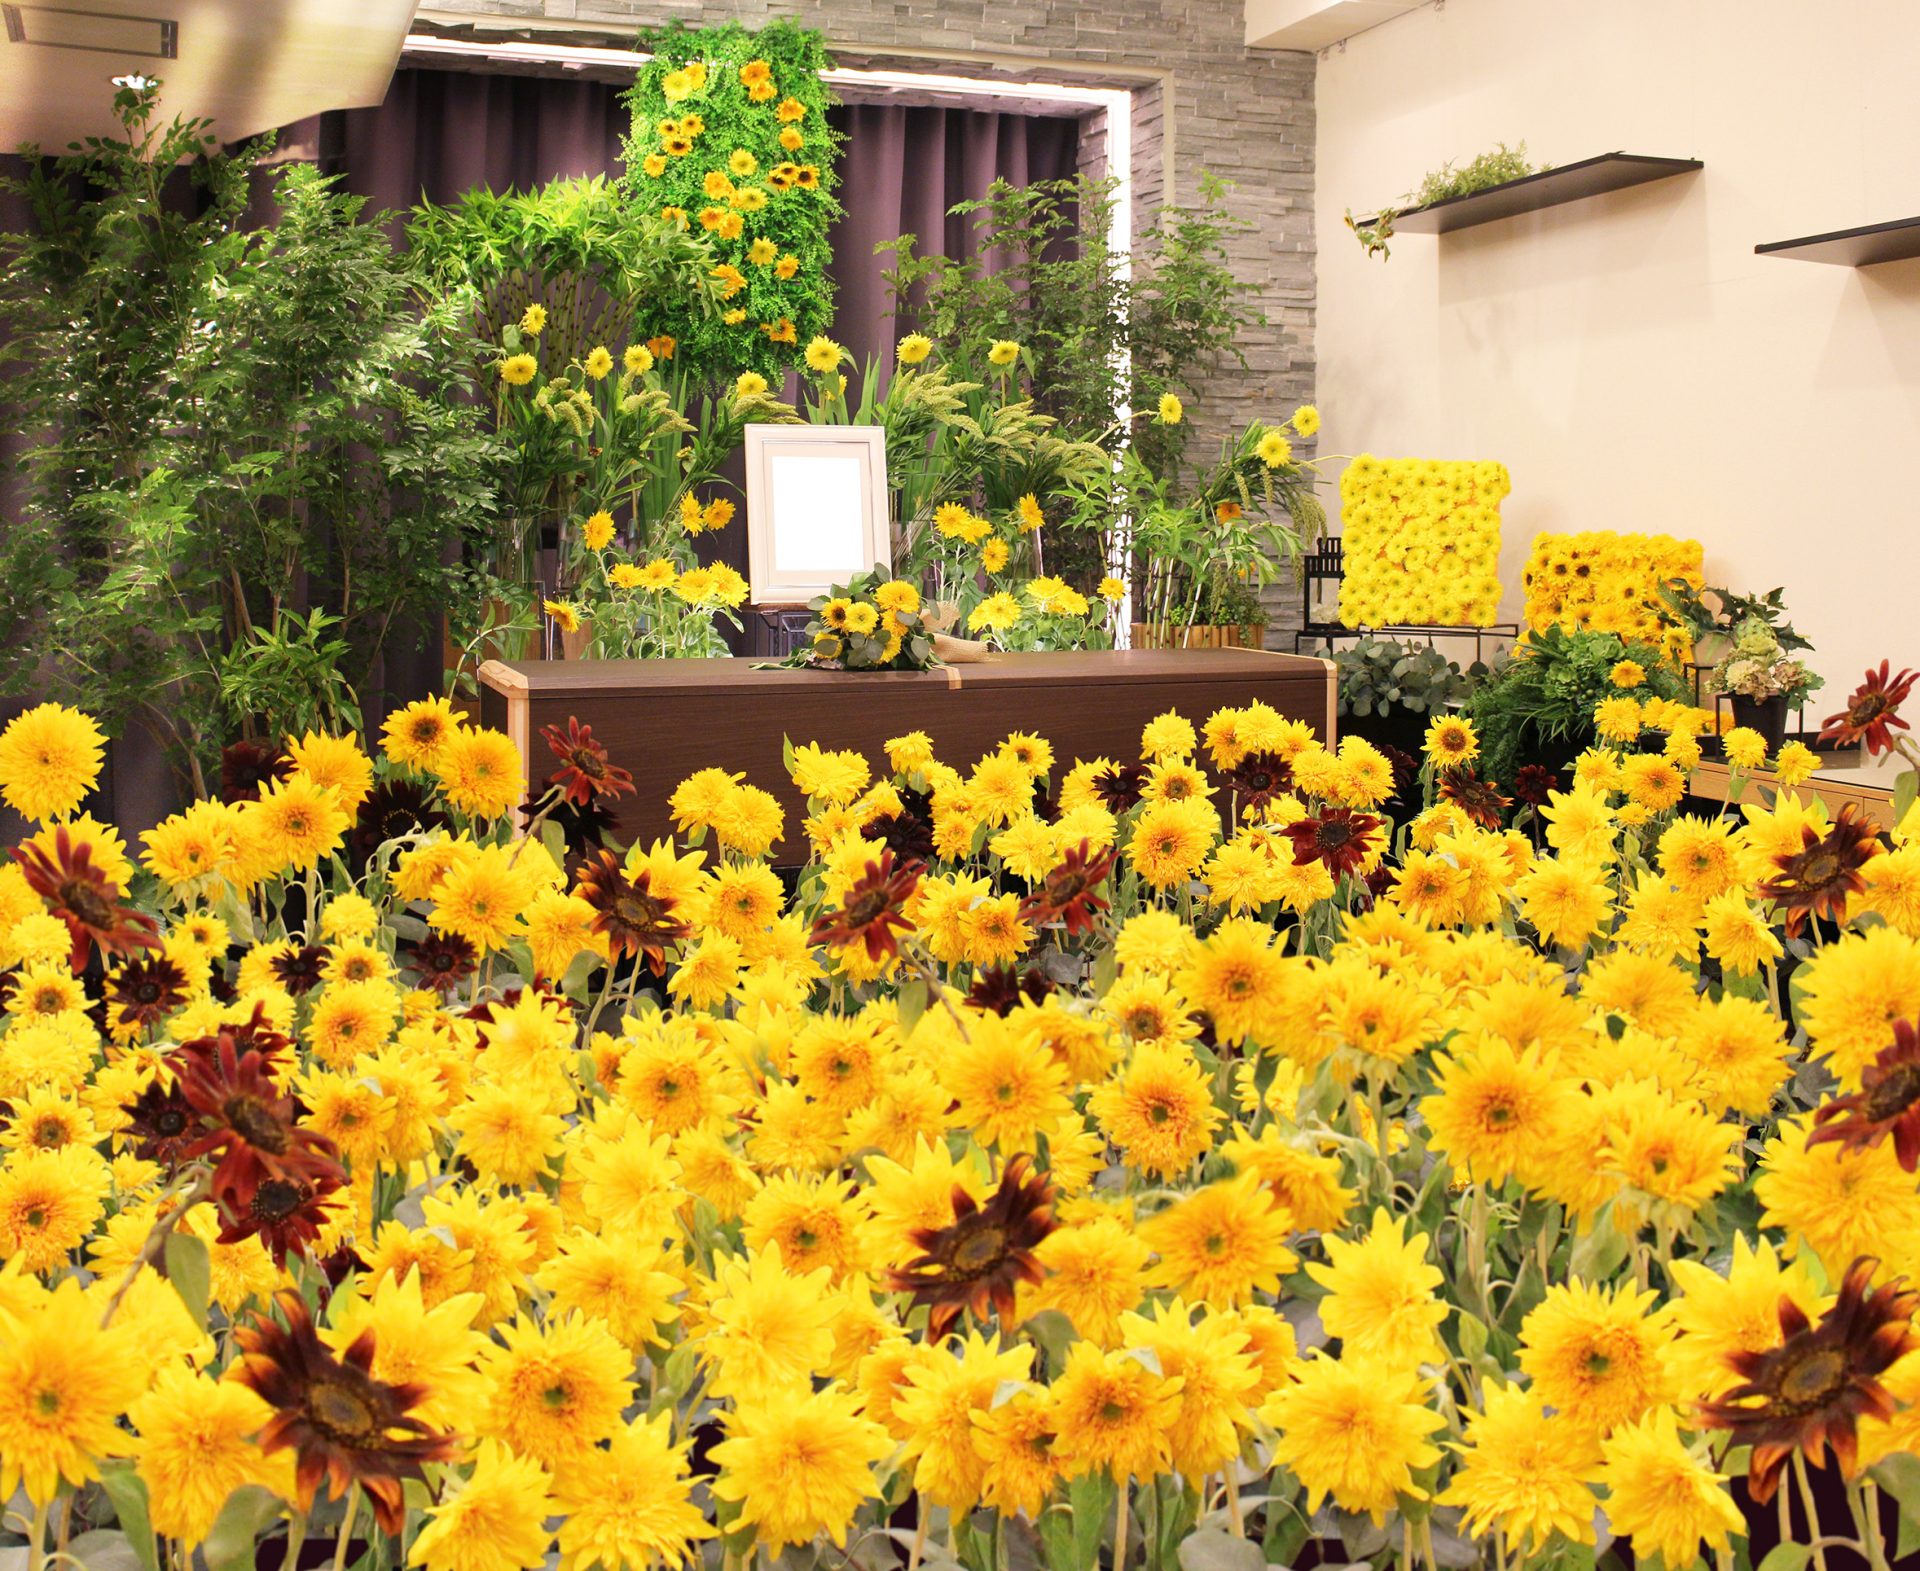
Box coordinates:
[709,1383,890,1550]
[1439,1381,1602,1552]
[234,1291,456,1533]
[436,728,524,820]
[1819,660,1916,756]
[1050,1339,1183,1483]
[0,702,104,824]
[539,718,635,807]
[1089,1042,1221,1178]
[1758,803,1880,937]
[1423,713,1479,767]
[1698,1255,1918,1502]
[575,849,690,973]
[481,1313,635,1469]
[1309,1208,1448,1368]
[1518,1280,1674,1437]
[1263,1354,1444,1525]
[1808,1019,1920,1169]
[552,1416,713,1571]
[0,1278,147,1503]
[11,825,159,972]
[1142,1173,1295,1306]
[128,1366,288,1546]
[889,1153,1056,1337]
[1282,806,1384,877]
[809,851,921,963]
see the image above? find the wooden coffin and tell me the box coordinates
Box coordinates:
[478,648,1336,859]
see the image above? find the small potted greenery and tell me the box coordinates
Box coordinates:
[1657,580,1811,668]
[1710,617,1822,751]
[1334,637,1473,759]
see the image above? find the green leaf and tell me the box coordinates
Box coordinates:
[96,1462,160,1571]
[162,1228,211,1324]
[1894,767,1917,827]
[1176,1528,1265,1571]
[201,1486,287,1571]
[1755,1546,1812,1571]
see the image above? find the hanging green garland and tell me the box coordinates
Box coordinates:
[619,19,843,385]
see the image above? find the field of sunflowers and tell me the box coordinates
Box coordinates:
[0,664,1919,1571]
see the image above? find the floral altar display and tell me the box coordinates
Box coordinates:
[1336,456,1509,629]
[1522,531,1705,660]
[3,647,1920,1571]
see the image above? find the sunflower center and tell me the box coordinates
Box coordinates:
[57,878,114,928]
[1584,1351,1612,1378]
[1863,1063,1920,1122]
[1778,1347,1849,1407]
[25,1207,47,1229]
[36,1387,60,1416]
[32,1118,66,1148]
[1100,1400,1129,1423]
[542,1382,573,1410]
[308,1379,378,1441]
[951,1224,1008,1273]
[1801,853,1841,886]
[252,1178,307,1222]
[154,1107,189,1138]
[223,1094,289,1153]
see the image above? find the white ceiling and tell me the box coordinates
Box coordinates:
[0,0,415,151]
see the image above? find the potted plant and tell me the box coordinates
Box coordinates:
[1334,637,1474,759]
[1657,579,1811,669]
[1710,616,1822,751]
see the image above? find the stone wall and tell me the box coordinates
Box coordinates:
[427,0,1318,629]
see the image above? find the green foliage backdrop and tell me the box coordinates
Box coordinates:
[618,20,843,384]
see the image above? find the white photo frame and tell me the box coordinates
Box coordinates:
[744,425,891,605]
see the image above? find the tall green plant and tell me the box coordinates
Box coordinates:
[881,172,1265,480]
[0,83,503,795]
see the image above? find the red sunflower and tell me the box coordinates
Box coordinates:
[575,849,691,974]
[1757,803,1880,938]
[540,717,636,806]
[1698,1257,1918,1502]
[1018,839,1118,938]
[234,1291,457,1533]
[889,1153,1057,1338]
[11,826,160,973]
[1808,1020,1920,1171]
[1282,806,1383,879]
[809,850,923,963]
[1819,661,1916,756]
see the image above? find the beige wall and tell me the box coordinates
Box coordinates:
[1314,0,1920,691]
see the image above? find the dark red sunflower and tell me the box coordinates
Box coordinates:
[1809,1020,1920,1171]
[220,740,290,805]
[1018,839,1119,938]
[1093,761,1151,814]
[1438,766,1513,830]
[120,1077,200,1168]
[178,1012,344,1212]
[575,849,691,974]
[400,932,477,994]
[346,780,447,873]
[540,717,636,807]
[889,1153,1057,1338]
[1757,803,1880,938]
[546,792,623,864]
[1698,1257,1919,1503]
[11,827,160,973]
[875,786,937,865]
[1819,661,1916,757]
[222,1171,345,1265]
[809,850,923,963]
[965,965,1056,1018]
[106,956,189,1028]
[269,944,329,997]
[1221,751,1294,817]
[234,1291,457,1533]
[1282,806,1383,879]
[1511,764,1560,808]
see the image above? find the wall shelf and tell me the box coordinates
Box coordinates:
[1755,217,1920,267]
[1360,152,1703,235]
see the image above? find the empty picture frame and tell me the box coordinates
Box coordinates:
[744,425,891,605]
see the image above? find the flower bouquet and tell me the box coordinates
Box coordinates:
[784,567,937,670]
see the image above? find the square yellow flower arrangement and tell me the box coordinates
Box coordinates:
[1337,456,1509,629]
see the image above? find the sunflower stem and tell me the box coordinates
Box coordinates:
[1113,1476,1129,1571]
[1793,1453,1830,1571]
[906,1495,929,1571]
[25,1495,51,1571]
[1852,1478,1888,1571]
[332,1485,361,1571]
[281,1517,307,1571]
[1224,1467,1243,1538]
[99,1170,211,1328]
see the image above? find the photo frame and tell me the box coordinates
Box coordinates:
[744,425,891,605]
